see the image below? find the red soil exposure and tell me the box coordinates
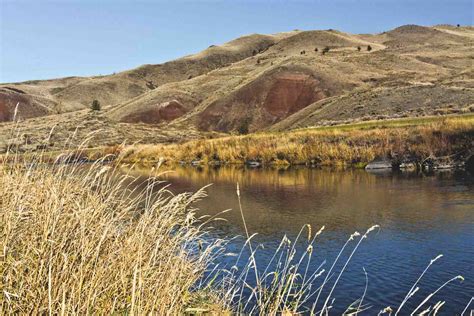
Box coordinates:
[263,73,325,118]
[0,103,10,122]
[198,70,329,132]
[122,100,188,124]
[0,90,51,122]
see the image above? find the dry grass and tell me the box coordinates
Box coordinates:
[119,115,474,167]
[0,154,226,314]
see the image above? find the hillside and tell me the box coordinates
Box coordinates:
[0,24,473,151]
[0,33,283,120]
[106,25,474,132]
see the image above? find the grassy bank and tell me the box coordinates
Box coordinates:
[0,157,226,314]
[120,114,474,167]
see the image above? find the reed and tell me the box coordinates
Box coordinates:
[0,152,227,314]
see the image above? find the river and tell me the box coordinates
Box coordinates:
[126,165,474,314]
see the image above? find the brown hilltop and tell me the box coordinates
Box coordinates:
[382,24,468,47]
[1,24,473,147]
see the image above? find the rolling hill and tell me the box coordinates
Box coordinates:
[0,24,473,151]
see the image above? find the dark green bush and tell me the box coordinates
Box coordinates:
[91,99,101,111]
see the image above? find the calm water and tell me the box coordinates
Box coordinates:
[128,166,474,314]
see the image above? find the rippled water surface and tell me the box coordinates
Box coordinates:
[129,166,474,314]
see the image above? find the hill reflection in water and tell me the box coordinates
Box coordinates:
[122,165,474,313]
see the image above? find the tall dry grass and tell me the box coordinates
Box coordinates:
[119,115,474,167]
[0,153,226,314]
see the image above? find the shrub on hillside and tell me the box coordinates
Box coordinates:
[238,117,251,135]
[91,99,101,111]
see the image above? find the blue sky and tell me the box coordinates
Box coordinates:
[1,0,472,83]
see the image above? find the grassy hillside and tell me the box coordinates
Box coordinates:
[0,110,209,155]
[115,25,473,132]
[0,33,284,119]
[1,25,473,138]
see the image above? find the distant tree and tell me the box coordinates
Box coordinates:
[322,46,330,55]
[314,47,318,52]
[238,117,251,135]
[357,46,361,52]
[91,99,101,111]
[457,24,460,27]
[146,80,157,90]
[367,45,372,52]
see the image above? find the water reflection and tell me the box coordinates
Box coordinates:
[123,165,474,313]
[126,166,473,236]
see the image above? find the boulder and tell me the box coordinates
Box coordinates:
[399,162,417,171]
[246,160,262,168]
[365,159,392,170]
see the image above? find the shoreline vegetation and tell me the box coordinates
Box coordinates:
[0,156,226,314]
[1,114,473,171]
[118,114,474,170]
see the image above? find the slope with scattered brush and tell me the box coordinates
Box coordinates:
[109,29,377,129]
[110,26,472,132]
[1,25,473,140]
[0,33,282,121]
[0,110,207,155]
[271,84,474,131]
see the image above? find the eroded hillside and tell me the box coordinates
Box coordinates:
[1,24,473,145]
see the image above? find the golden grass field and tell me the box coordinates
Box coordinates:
[118,114,474,167]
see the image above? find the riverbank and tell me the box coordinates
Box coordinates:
[119,114,474,170]
[0,156,230,314]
